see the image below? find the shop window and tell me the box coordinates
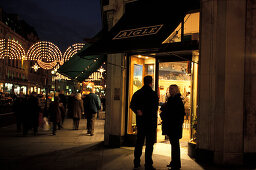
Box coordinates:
[163,12,200,44]
[127,55,156,134]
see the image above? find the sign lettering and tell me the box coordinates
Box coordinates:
[113,25,163,40]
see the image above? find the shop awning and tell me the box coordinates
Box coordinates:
[80,0,200,56]
[58,44,106,82]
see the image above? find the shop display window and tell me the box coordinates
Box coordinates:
[127,55,155,134]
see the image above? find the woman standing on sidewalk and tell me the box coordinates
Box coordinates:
[160,84,185,170]
[72,93,84,130]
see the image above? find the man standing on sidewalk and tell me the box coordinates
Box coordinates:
[84,88,101,136]
[130,76,159,170]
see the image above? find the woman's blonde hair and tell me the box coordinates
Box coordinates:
[169,84,180,97]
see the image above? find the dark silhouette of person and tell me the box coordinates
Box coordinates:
[13,96,23,132]
[160,84,185,170]
[72,93,84,130]
[24,93,41,136]
[58,92,66,125]
[84,88,101,136]
[48,96,65,135]
[130,76,159,170]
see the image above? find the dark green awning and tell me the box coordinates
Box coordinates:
[80,0,200,56]
[58,44,106,82]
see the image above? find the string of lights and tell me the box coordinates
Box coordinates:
[63,43,85,62]
[27,41,62,70]
[0,39,5,59]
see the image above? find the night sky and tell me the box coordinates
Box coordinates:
[0,0,102,52]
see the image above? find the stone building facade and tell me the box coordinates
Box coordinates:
[0,8,48,95]
[100,0,256,165]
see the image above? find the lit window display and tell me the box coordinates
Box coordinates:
[127,55,156,134]
[0,83,3,92]
[20,86,27,95]
[5,83,13,92]
[14,85,20,94]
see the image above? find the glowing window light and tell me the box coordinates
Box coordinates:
[27,41,62,70]
[63,43,85,62]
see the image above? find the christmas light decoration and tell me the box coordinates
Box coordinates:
[63,43,85,62]
[32,63,40,72]
[0,39,26,60]
[27,41,62,70]
[0,39,5,59]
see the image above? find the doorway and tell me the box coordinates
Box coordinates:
[157,61,193,145]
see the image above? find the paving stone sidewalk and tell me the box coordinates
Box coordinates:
[0,118,253,170]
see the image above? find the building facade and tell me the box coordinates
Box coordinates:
[100,0,256,166]
[0,8,48,95]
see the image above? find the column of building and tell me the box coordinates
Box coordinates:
[199,0,246,165]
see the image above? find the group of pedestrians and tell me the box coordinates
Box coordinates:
[13,88,101,137]
[130,76,185,170]
[13,92,41,136]
[52,88,101,136]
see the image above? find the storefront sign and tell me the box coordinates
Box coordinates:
[113,25,163,40]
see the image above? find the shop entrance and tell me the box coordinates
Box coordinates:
[126,53,198,146]
[157,61,192,144]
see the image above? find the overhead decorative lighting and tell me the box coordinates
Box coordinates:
[32,63,40,72]
[0,39,5,59]
[0,39,26,60]
[27,41,62,70]
[63,43,85,62]
[98,66,106,73]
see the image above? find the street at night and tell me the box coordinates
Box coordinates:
[1,0,256,169]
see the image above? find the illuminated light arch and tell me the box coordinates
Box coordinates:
[0,39,5,59]
[27,41,62,70]
[63,43,85,62]
[0,39,26,60]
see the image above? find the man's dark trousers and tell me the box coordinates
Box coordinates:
[134,123,155,167]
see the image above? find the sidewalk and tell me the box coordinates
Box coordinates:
[0,118,252,170]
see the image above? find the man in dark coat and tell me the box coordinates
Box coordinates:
[27,93,41,136]
[130,76,159,170]
[48,96,65,135]
[84,88,101,136]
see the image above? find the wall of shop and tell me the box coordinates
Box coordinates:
[104,53,127,146]
[103,0,131,146]
[199,0,246,165]
[244,0,256,154]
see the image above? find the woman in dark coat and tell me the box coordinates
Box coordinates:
[160,84,185,170]
[72,93,84,130]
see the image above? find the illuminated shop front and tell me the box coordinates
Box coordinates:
[79,0,200,149]
[124,12,200,145]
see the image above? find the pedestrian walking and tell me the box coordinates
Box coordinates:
[130,76,159,170]
[84,88,101,136]
[58,92,66,125]
[48,96,65,135]
[27,93,41,136]
[13,96,23,132]
[160,84,185,170]
[72,93,84,130]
